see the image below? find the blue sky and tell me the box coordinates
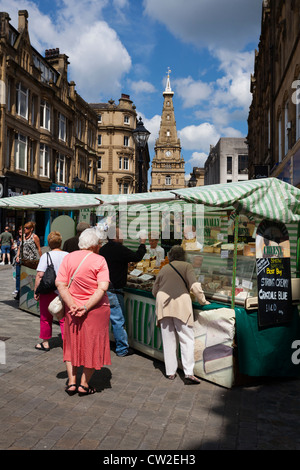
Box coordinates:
[0,0,262,182]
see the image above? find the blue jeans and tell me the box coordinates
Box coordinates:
[107,290,129,356]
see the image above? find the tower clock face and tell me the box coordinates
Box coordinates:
[165,150,172,157]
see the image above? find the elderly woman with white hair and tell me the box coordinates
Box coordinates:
[56,228,111,396]
[152,245,209,384]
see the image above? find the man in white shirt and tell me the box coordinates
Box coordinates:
[145,231,165,266]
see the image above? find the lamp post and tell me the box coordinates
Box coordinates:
[72,175,81,192]
[132,117,150,193]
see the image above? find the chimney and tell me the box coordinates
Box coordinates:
[18,10,28,33]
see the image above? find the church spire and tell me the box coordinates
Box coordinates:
[163,67,174,96]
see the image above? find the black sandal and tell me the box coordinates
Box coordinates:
[65,384,77,396]
[78,384,96,396]
[184,375,201,385]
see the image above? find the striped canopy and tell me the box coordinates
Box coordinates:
[0,178,299,223]
[173,178,300,223]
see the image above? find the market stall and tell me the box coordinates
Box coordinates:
[1,178,300,388]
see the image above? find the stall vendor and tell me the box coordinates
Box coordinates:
[100,226,146,357]
[145,232,165,266]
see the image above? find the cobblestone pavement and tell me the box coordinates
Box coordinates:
[0,264,300,452]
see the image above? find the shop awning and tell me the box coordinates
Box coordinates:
[172,178,300,223]
[0,178,299,223]
[0,188,177,210]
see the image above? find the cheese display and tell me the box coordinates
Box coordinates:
[125,212,258,304]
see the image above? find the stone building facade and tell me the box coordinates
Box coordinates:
[150,71,185,191]
[90,94,149,194]
[247,0,300,186]
[204,138,248,185]
[0,9,98,205]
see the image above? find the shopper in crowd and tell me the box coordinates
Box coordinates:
[0,226,13,265]
[34,231,68,352]
[12,227,23,298]
[152,245,209,384]
[99,226,146,357]
[56,228,110,396]
[16,221,42,269]
[62,222,90,252]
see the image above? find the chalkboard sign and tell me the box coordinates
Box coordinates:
[256,220,292,327]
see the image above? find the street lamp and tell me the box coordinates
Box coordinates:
[72,175,81,191]
[188,173,197,187]
[132,117,150,193]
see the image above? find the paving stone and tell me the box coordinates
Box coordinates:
[1,265,300,451]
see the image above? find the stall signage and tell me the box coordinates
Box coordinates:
[256,220,292,327]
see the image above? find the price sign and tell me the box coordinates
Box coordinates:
[256,220,292,327]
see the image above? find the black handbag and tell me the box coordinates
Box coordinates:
[35,253,56,294]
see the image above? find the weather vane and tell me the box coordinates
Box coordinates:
[167,67,171,77]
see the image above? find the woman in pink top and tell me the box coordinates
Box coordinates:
[56,228,110,396]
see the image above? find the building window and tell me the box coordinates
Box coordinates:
[58,113,66,141]
[57,154,65,183]
[119,157,122,169]
[123,183,129,194]
[238,155,248,174]
[284,101,289,156]
[97,114,102,123]
[165,175,171,185]
[97,134,102,146]
[15,133,27,171]
[296,79,300,141]
[16,82,28,119]
[166,130,170,137]
[278,116,282,162]
[119,183,122,194]
[124,136,129,146]
[39,143,50,177]
[88,160,92,183]
[77,119,82,140]
[98,156,102,169]
[124,157,129,170]
[227,156,232,174]
[124,115,130,124]
[268,108,271,149]
[40,100,51,130]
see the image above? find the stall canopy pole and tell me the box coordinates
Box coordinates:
[231,212,239,309]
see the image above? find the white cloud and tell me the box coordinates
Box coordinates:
[0,0,132,101]
[144,0,261,51]
[138,113,161,149]
[68,22,131,100]
[187,151,208,168]
[178,123,220,153]
[128,80,156,95]
[212,49,254,111]
[173,77,212,108]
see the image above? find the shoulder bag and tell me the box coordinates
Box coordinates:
[169,262,190,292]
[48,251,92,320]
[35,253,56,294]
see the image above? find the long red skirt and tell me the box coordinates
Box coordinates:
[63,304,111,370]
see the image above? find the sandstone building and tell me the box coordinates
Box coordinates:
[0,9,98,205]
[247,0,300,186]
[90,95,150,194]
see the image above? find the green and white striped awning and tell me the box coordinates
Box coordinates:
[173,178,300,223]
[0,178,299,223]
[0,190,178,210]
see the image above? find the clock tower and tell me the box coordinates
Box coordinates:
[150,69,185,192]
